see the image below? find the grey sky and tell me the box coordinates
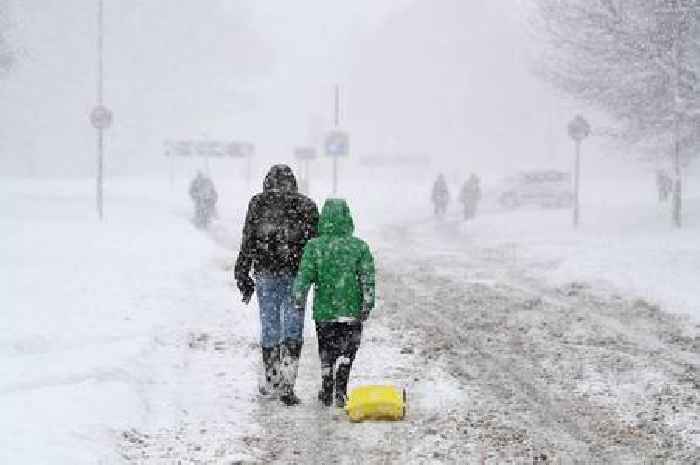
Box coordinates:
[0,0,578,178]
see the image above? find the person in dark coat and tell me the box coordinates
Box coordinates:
[431,174,450,216]
[189,171,218,228]
[459,173,482,220]
[234,164,319,406]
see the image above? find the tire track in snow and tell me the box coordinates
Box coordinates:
[375,219,699,464]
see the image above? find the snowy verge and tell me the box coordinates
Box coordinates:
[0,178,252,464]
[453,187,700,321]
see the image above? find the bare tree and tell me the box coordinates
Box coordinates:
[532,0,700,227]
[0,0,13,76]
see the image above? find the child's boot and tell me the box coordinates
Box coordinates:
[335,356,352,408]
[317,367,334,407]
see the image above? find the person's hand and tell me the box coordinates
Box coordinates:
[359,308,371,322]
[237,276,255,304]
[294,297,305,314]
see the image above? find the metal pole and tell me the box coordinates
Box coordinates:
[246,153,252,192]
[672,29,682,228]
[169,152,174,189]
[96,0,104,221]
[97,128,103,220]
[332,84,339,195]
[573,140,581,228]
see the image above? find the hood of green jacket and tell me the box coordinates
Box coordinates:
[318,198,354,237]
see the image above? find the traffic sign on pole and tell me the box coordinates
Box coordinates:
[567,114,590,228]
[567,115,591,142]
[324,130,349,158]
[90,105,113,130]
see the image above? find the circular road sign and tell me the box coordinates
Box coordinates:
[90,105,113,130]
[568,115,591,142]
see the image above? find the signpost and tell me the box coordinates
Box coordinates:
[90,105,113,130]
[324,130,349,158]
[165,139,255,188]
[325,85,349,195]
[165,140,254,159]
[567,114,591,228]
[92,0,111,221]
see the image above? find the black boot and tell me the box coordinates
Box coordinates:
[279,340,302,406]
[334,323,361,408]
[318,371,334,407]
[335,358,352,408]
[259,345,280,397]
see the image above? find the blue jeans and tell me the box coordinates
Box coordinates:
[255,273,305,349]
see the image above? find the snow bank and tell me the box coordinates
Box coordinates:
[461,176,700,321]
[0,177,250,464]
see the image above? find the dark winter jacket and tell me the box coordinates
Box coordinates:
[189,173,218,205]
[458,176,481,205]
[432,175,449,205]
[235,165,319,280]
[293,199,375,322]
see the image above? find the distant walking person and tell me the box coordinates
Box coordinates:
[431,174,450,216]
[656,169,672,203]
[189,171,218,228]
[459,173,482,221]
[234,165,319,406]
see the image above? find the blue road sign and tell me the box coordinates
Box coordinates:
[325,130,349,157]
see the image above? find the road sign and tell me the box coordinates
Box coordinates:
[567,114,591,229]
[196,140,222,158]
[325,130,349,157]
[294,147,317,160]
[90,105,113,130]
[226,142,255,158]
[165,140,254,158]
[567,115,591,141]
[164,140,193,157]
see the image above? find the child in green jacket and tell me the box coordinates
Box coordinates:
[293,199,375,407]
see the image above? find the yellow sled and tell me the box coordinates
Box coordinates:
[345,385,406,422]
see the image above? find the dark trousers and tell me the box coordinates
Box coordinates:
[315,321,362,399]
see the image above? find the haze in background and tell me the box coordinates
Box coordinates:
[0,0,629,181]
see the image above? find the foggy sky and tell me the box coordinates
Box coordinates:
[0,0,591,179]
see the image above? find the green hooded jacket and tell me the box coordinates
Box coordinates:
[293,199,375,321]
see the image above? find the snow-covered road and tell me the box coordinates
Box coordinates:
[3,177,698,464]
[120,215,699,464]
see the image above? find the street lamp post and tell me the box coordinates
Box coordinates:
[90,0,113,221]
[567,115,591,228]
[333,84,340,195]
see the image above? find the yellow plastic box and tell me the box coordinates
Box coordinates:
[345,385,406,422]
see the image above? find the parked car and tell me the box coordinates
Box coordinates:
[498,170,573,209]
